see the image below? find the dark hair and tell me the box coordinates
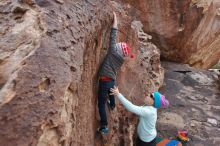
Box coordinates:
[150,94,154,100]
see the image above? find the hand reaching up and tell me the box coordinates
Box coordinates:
[110,86,120,96]
[113,12,118,29]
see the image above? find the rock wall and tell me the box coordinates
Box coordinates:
[0,0,111,145]
[0,0,163,146]
[116,0,220,69]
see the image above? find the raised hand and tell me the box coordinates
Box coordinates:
[110,86,120,96]
[113,12,118,29]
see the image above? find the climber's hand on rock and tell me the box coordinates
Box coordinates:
[110,86,120,96]
[113,12,118,29]
[113,12,117,20]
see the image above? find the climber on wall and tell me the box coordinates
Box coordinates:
[110,86,169,146]
[97,12,134,134]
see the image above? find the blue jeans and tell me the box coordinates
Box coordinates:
[98,79,115,126]
[136,136,156,146]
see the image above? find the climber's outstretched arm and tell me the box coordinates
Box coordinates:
[110,86,151,117]
[109,12,118,53]
[112,12,118,29]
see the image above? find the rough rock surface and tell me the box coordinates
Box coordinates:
[0,0,112,146]
[158,61,220,146]
[0,1,163,146]
[116,0,220,69]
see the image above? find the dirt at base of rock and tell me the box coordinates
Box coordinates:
[157,61,220,146]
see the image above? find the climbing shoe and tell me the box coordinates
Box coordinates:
[98,126,109,134]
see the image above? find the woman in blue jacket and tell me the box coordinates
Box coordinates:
[110,86,169,146]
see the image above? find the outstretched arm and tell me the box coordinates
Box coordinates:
[110,86,150,117]
[108,12,118,53]
[112,12,118,29]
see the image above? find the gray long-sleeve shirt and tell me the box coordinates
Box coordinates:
[98,28,124,80]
